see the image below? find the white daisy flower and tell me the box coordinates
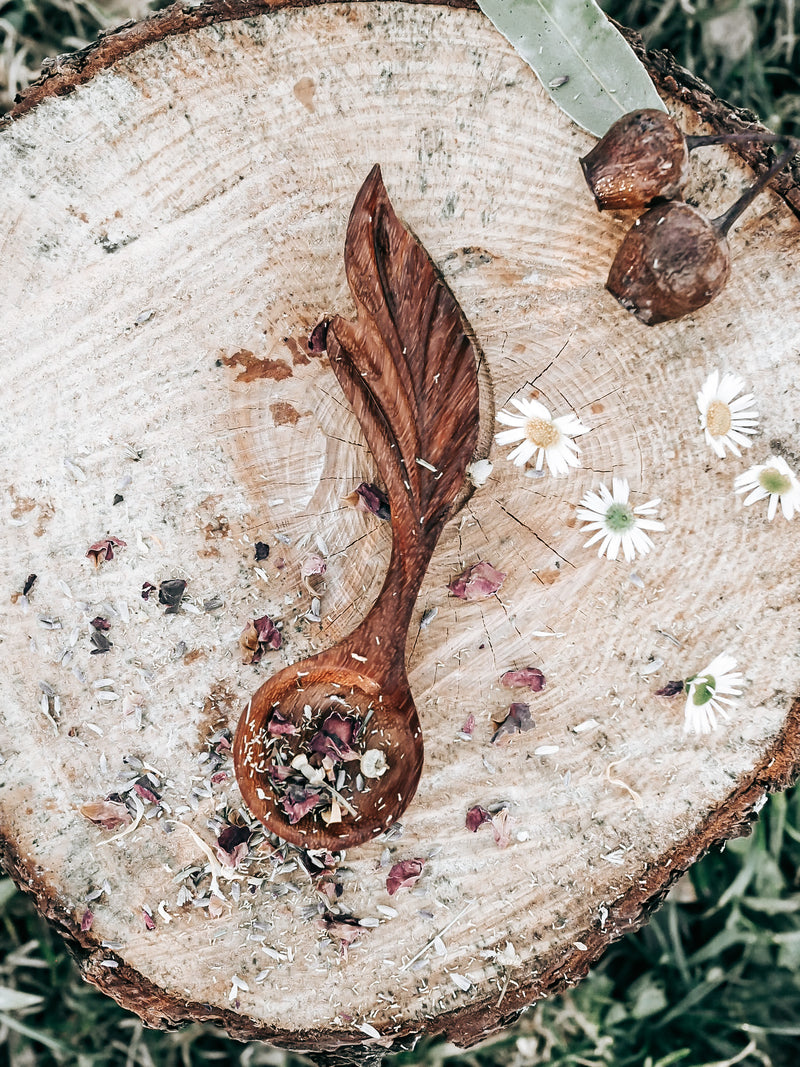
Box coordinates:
[696,370,759,458]
[735,455,800,521]
[495,396,589,476]
[577,478,664,562]
[684,652,743,735]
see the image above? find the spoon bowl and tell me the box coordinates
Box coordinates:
[234,654,423,850]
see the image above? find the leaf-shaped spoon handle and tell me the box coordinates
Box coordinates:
[233,166,480,849]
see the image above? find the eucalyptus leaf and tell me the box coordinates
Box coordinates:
[475,0,666,137]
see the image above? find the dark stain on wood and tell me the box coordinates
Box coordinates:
[293,75,315,112]
[220,349,292,382]
[283,335,311,365]
[270,401,302,426]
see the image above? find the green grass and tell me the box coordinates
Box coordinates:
[4,787,800,1065]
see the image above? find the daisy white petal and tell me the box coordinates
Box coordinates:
[577,478,665,562]
[495,395,589,477]
[696,370,759,459]
[683,652,743,735]
[735,455,800,522]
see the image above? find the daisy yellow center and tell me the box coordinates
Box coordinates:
[759,467,791,495]
[706,399,732,437]
[525,417,560,450]
[692,675,716,706]
[604,503,635,533]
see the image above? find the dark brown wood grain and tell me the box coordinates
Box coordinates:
[233,166,480,851]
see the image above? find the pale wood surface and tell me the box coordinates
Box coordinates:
[0,0,799,1049]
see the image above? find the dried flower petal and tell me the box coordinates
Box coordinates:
[386,858,424,895]
[348,482,391,521]
[142,909,156,931]
[81,799,132,830]
[310,711,361,762]
[267,710,297,736]
[254,542,270,561]
[86,537,127,567]
[280,781,324,824]
[308,320,329,353]
[141,581,157,600]
[301,554,327,579]
[448,561,506,601]
[81,909,94,932]
[360,748,388,778]
[466,805,492,832]
[318,912,362,958]
[656,679,685,698]
[491,808,514,849]
[500,667,546,692]
[240,614,282,664]
[90,616,111,631]
[216,824,252,868]
[133,777,161,805]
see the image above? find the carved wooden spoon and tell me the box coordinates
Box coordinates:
[233,165,480,850]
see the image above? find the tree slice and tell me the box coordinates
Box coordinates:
[1,0,799,1053]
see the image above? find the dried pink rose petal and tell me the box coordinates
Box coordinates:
[349,482,391,521]
[280,781,324,824]
[301,554,327,579]
[216,824,252,869]
[80,799,132,830]
[90,616,112,632]
[240,614,282,664]
[267,710,297,736]
[491,808,514,849]
[386,858,425,896]
[466,805,492,832]
[80,909,93,932]
[141,581,157,600]
[656,679,685,698]
[133,778,161,806]
[142,909,156,931]
[318,912,362,959]
[210,771,228,785]
[86,537,127,568]
[500,667,546,692]
[308,320,329,354]
[460,714,476,736]
[310,711,361,762]
[448,561,506,601]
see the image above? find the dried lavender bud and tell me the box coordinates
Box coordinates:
[580,109,689,211]
[606,201,731,325]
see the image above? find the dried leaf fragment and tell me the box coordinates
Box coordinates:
[386,858,424,895]
[492,702,535,744]
[158,579,187,614]
[448,561,506,600]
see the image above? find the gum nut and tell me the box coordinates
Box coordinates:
[606,201,731,325]
[580,109,689,211]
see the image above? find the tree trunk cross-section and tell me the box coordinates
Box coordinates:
[0,0,799,1053]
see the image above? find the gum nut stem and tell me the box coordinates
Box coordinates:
[606,139,799,325]
[580,109,689,211]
